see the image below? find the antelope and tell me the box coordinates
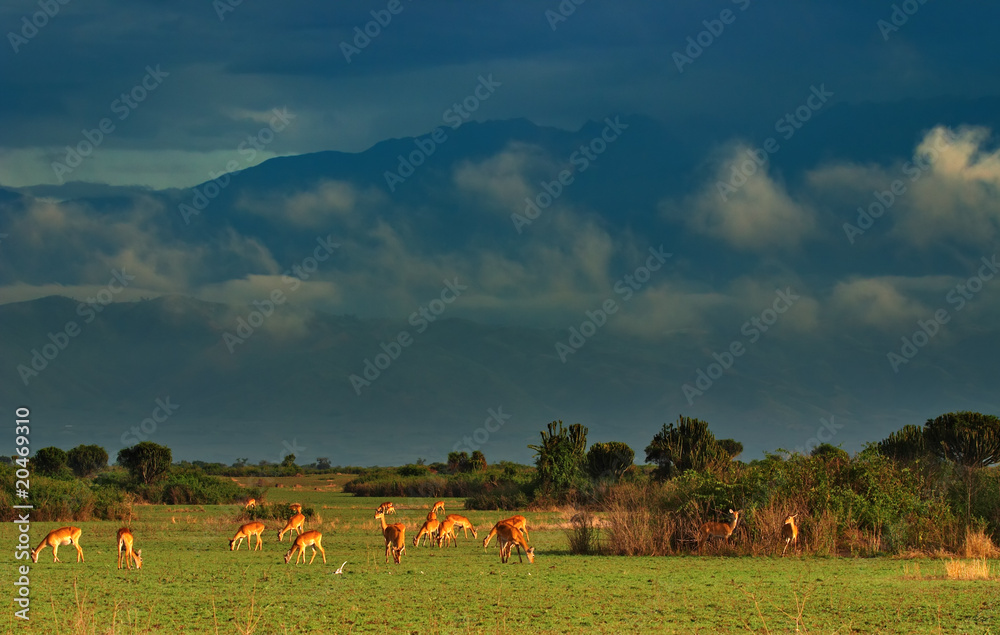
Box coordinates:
[698,509,741,553]
[426,510,438,522]
[445,514,478,539]
[781,514,798,556]
[289,503,302,513]
[230,522,266,551]
[436,519,458,548]
[31,527,84,563]
[376,502,396,515]
[245,498,257,510]
[284,530,326,565]
[431,501,446,515]
[116,528,142,570]
[277,513,306,541]
[374,510,406,564]
[413,517,441,547]
[497,524,534,564]
[483,516,529,549]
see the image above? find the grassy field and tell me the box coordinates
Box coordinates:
[4,479,999,634]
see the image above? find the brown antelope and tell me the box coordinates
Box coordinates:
[436,519,458,548]
[497,524,534,564]
[413,517,441,547]
[374,510,406,564]
[277,513,306,541]
[284,530,326,565]
[445,514,478,539]
[781,514,798,556]
[698,509,741,553]
[483,516,529,549]
[376,502,396,515]
[244,498,257,510]
[289,503,302,513]
[31,527,84,563]
[116,528,142,570]
[426,510,438,522]
[431,501,446,515]
[230,522,266,551]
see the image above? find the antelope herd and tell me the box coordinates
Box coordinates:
[29,501,801,570]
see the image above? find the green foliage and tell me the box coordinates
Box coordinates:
[811,443,850,462]
[645,416,730,480]
[585,442,635,481]
[156,470,247,505]
[925,411,1000,468]
[33,446,69,478]
[717,438,744,459]
[281,454,297,468]
[877,424,928,462]
[470,450,487,472]
[117,441,172,484]
[397,463,431,477]
[67,444,109,477]
[528,420,588,495]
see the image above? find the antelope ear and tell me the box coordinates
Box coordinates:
[136,550,142,557]
[728,508,734,514]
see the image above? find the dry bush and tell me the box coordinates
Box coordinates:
[809,510,840,556]
[602,484,679,556]
[945,558,992,580]
[566,511,600,554]
[962,529,999,558]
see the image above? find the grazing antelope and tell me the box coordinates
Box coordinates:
[245,498,257,510]
[374,510,406,564]
[230,522,266,551]
[413,516,441,547]
[376,502,396,515]
[497,524,534,564]
[116,528,142,570]
[284,530,326,565]
[483,516,529,549]
[698,509,741,553]
[31,527,84,563]
[431,501,446,515]
[781,514,798,556]
[445,514,478,539]
[436,519,458,548]
[277,513,306,541]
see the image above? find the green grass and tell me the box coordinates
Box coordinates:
[4,492,999,634]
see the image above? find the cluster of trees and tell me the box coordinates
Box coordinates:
[29,442,173,485]
[527,421,636,498]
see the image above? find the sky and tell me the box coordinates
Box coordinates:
[3,0,1000,465]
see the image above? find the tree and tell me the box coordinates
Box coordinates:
[281,454,297,468]
[528,420,588,493]
[233,457,248,468]
[811,443,849,463]
[585,442,635,481]
[67,444,108,477]
[33,447,68,477]
[117,442,172,484]
[717,439,744,460]
[924,411,1000,527]
[470,450,488,472]
[877,425,928,462]
[315,457,332,470]
[645,416,731,480]
[447,451,471,473]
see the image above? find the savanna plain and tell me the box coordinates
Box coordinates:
[4,476,997,634]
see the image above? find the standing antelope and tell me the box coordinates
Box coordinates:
[374,510,406,564]
[284,530,326,565]
[116,528,142,570]
[230,522,266,551]
[436,519,458,548]
[698,509,741,553]
[31,527,84,563]
[781,514,798,556]
[413,516,441,547]
[277,513,306,541]
[483,516,529,549]
[444,514,478,539]
[496,524,534,564]
[245,498,257,510]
